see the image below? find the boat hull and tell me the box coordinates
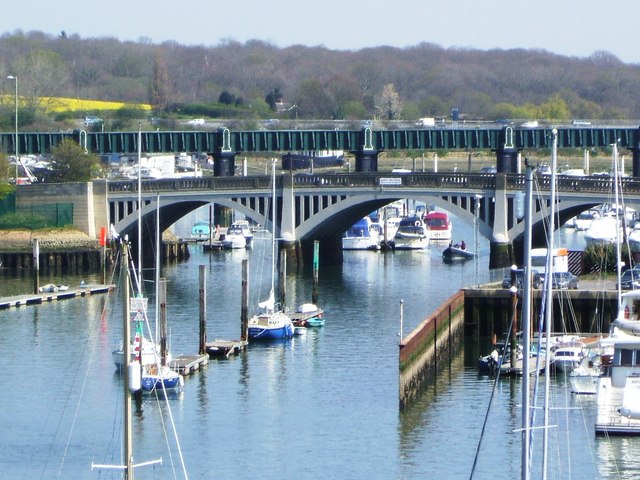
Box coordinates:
[248,324,295,340]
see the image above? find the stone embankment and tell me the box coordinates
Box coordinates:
[0,230,100,253]
[0,229,102,273]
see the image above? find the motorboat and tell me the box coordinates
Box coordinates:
[442,243,474,262]
[392,216,429,250]
[552,337,585,373]
[569,348,606,395]
[424,210,452,241]
[191,220,211,240]
[230,219,254,247]
[342,217,381,251]
[38,283,69,293]
[221,225,247,249]
[573,209,600,231]
[584,216,621,246]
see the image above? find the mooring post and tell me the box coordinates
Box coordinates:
[241,259,248,341]
[312,240,319,304]
[32,238,39,294]
[199,265,206,355]
[510,285,518,367]
[159,278,168,366]
[279,249,287,309]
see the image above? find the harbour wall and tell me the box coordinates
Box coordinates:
[399,290,465,409]
[400,286,617,408]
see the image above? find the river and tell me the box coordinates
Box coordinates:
[0,214,636,479]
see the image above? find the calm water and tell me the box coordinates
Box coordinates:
[0,218,637,479]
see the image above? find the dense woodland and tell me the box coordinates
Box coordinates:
[1,30,640,131]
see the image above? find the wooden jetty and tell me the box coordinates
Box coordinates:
[169,354,209,375]
[290,307,324,327]
[0,284,113,309]
[205,339,248,358]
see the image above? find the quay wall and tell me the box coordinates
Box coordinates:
[463,287,618,339]
[400,286,617,409]
[399,290,465,409]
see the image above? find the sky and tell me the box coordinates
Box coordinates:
[4,0,640,65]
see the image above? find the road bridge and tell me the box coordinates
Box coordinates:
[4,124,640,175]
[101,171,640,268]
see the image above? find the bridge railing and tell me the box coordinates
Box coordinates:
[107,171,640,196]
[292,172,497,189]
[108,175,277,193]
[506,173,640,194]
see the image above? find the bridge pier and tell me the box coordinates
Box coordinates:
[212,151,236,176]
[355,150,378,172]
[489,173,513,268]
[495,146,519,173]
[632,147,640,178]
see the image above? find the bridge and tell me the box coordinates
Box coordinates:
[5,124,640,175]
[101,171,640,267]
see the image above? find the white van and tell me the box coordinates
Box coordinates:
[530,247,569,279]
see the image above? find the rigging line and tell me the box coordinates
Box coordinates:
[56,249,122,478]
[469,296,518,479]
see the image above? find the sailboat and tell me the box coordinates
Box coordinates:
[92,242,163,476]
[247,160,295,340]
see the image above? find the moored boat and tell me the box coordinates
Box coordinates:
[392,216,429,250]
[248,160,295,341]
[424,210,452,241]
[342,217,381,251]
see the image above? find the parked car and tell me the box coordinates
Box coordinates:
[551,271,579,290]
[502,269,541,289]
[621,268,640,290]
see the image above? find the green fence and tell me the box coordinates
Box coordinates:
[0,197,73,229]
[0,191,16,216]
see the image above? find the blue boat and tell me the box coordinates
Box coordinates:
[140,364,183,392]
[247,160,295,341]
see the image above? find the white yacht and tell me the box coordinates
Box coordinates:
[392,216,429,250]
[342,217,381,251]
[595,290,640,434]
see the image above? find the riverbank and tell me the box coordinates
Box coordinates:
[0,229,100,253]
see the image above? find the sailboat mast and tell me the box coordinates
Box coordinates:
[613,144,622,305]
[155,193,161,344]
[122,244,134,478]
[270,159,276,297]
[542,128,559,478]
[137,125,143,287]
[521,163,534,480]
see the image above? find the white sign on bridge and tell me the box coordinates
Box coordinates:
[379,177,402,186]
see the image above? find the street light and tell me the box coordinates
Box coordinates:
[7,75,17,182]
[474,194,483,287]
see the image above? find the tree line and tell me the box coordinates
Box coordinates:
[1,30,640,132]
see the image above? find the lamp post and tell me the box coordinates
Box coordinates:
[7,75,17,182]
[474,194,483,287]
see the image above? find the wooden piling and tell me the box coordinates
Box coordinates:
[199,265,207,355]
[159,278,168,366]
[241,259,248,341]
[32,238,39,294]
[312,240,319,304]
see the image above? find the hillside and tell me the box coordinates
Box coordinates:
[0,31,639,129]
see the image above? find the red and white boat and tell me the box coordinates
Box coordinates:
[424,210,452,241]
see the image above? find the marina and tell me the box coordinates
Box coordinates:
[0,209,638,477]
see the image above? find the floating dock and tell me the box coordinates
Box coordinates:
[169,354,209,375]
[0,284,113,309]
[205,339,248,358]
[290,307,324,327]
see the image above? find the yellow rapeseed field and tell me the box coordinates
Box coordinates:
[44,96,151,113]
